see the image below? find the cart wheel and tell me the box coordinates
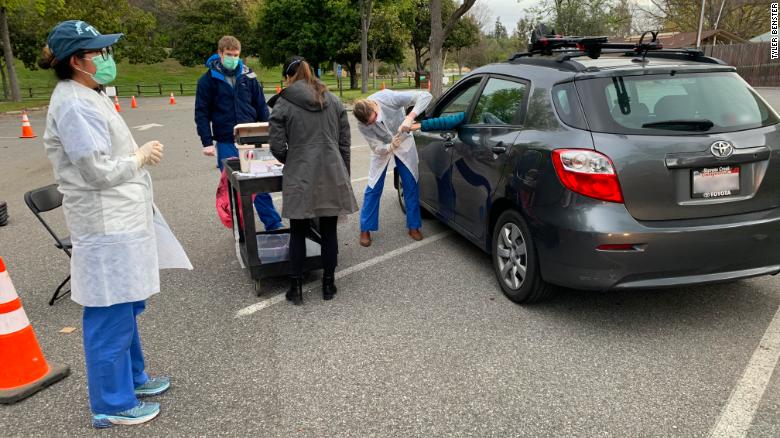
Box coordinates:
[254,280,262,296]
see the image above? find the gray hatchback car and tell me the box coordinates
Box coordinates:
[400,35,780,304]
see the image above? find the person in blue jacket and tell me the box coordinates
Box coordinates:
[195,35,282,231]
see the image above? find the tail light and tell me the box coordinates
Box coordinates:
[552,149,623,203]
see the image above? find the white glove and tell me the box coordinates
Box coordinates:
[135,141,164,167]
[390,134,403,151]
[398,116,415,134]
[202,145,216,156]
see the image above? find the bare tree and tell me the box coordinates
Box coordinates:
[429,0,477,98]
[642,0,767,39]
[0,5,20,102]
[360,0,373,94]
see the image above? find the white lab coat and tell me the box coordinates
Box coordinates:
[357,90,433,188]
[43,80,191,307]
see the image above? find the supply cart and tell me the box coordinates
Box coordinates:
[225,123,322,295]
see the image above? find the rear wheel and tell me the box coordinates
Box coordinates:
[491,209,554,304]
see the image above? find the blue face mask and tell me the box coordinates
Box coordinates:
[222,55,239,71]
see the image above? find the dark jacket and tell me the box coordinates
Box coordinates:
[194,54,270,146]
[269,81,358,219]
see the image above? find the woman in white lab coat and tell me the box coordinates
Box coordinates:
[39,20,190,429]
[353,90,432,247]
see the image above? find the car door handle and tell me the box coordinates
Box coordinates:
[491,142,507,154]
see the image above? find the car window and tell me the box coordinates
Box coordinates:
[578,72,779,135]
[552,82,588,129]
[437,80,482,116]
[470,78,527,125]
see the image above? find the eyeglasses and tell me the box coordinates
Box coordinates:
[82,46,113,61]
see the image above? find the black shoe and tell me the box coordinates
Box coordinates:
[286,276,303,305]
[322,275,337,300]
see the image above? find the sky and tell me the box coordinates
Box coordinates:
[484,0,656,35]
[481,0,541,34]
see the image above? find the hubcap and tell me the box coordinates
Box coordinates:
[496,223,527,290]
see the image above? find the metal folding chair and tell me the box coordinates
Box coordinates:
[24,184,72,305]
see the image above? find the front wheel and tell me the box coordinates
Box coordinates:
[397,173,407,215]
[491,210,554,304]
[396,173,432,218]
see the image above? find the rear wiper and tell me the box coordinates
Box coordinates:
[642,119,714,131]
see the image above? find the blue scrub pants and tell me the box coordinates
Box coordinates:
[216,142,283,231]
[360,157,421,232]
[83,301,148,414]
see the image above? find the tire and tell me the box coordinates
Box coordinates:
[491,209,554,304]
[397,175,407,215]
[397,175,432,218]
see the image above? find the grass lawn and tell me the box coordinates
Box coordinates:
[0,56,459,111]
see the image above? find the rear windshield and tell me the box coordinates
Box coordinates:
[576,72,779,135]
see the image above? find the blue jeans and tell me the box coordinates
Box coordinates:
[360,157,421,232]
[216,142,283,231]
[83,301,147,414]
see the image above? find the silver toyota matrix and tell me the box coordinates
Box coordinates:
[402,31,780,303]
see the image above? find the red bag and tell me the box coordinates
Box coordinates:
[216,168,255,229]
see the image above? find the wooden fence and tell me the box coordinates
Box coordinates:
[704,42,780,87]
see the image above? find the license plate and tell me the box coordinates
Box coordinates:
[691,166,740,198]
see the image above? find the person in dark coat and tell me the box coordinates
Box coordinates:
[194,35,282,231]
[269,56,358,305]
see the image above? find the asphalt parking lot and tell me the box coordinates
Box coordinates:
[1,90,779,437]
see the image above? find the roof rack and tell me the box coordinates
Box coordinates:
[507,27,724,65]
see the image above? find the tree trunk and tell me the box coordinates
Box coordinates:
[0,57,8,99]
[348,62,358,90]
[360,0,372,94]
[371,50,377,90]
[430,0,476,97]
[0,8,20,102]
[429,0,444,97]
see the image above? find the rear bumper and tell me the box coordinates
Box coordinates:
[532,202,780,290]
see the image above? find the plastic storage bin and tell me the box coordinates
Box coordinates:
[255,233,322,263]
[256,233,290,263]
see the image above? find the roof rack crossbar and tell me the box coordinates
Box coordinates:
[508,28,663,62]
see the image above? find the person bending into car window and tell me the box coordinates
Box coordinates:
[353,90,432,247]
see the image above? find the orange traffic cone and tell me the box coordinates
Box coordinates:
[114,96,121,112]
[427,80,431,91]
[0,257,69,404]
[275,86,281,94]
[131,95,138,109]
[381,81,386,90]
[19,112,36,139]
[169,93,176,105]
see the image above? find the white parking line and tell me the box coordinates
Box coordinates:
[235,230,452,317]
[708,305,780,438]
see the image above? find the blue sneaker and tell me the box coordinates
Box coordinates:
[135,376,171,397]
[92,401,160,428]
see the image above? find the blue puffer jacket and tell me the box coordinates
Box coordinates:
[194,54,270,146]
[420,112,465,132]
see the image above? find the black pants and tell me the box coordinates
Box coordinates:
[290,216,338,278]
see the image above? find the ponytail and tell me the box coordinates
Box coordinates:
[283,57,328,108]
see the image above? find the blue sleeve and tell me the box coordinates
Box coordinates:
[421,112,466,132]
[253,78,270,122]
[194,74,213,146]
